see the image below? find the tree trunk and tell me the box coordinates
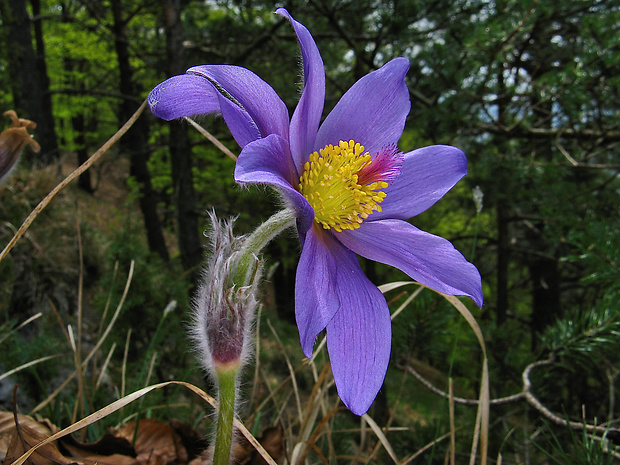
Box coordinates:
[60,3,91,192]
[528,251,560,348]
[110,0,169,261]
[30,0,59,162]
[496,202,509,326]
[523,21,562,349]
[72,112,93,193]
[0,0,58,163]
[494,63,510,327]
[163,0,202,275]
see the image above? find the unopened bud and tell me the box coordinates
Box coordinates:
[0,110,40,185]
[190,212,262,376]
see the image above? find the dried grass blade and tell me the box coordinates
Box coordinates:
[376,280,424,320]
[0,354,63,382]
[121,328,132,398]
[82,260,135,366]
[11,382,174,465]
[291,363,331,464]
[267,319,302,422]
[185,117,238,161]
[30,261,135,415]
[95,342,116,389]
[399,429,454,465]
[442,293,489,465]
[377,281,416,293]
[390,285,423,321]
[11,380,277,465]
[449,378,456,465]
[0,313,42,345]
[362,413,399,464]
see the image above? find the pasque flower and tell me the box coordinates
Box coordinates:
[149,9,483,415]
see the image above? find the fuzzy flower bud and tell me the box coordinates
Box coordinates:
[186,210,294,465]
[190,212,262,376]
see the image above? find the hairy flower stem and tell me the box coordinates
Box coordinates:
[230,208,296,287]
[213,368,237,465]
[207,208,295,465]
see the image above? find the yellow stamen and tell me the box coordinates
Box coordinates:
[298,140,390,232]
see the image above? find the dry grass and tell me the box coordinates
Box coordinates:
[1,259,490,464]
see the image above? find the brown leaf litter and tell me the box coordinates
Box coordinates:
[0,411,284,465]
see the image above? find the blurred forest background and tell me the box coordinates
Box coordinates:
[0,0,619,463]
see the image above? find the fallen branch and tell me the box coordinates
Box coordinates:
[399,355,620,444]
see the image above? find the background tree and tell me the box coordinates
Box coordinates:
[162,0,201,274]
[110,0,169,261]
[0,0,59,163]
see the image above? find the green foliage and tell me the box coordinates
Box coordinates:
[94,220,190,366]
[565,215,620,292]
[541,211,620,368]
[541,304,620,368]
[0,314,68,408]
[534,421,619,465]
[390,287,483,389]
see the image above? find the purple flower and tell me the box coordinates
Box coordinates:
[148,8,483,415]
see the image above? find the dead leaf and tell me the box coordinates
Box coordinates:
[60,433,138,465]
[0,410,138,465]
[3,418,74,465]
[60,432,135,457]
[0,411,57,442]
[113,419,188,465]
[168,419,208,461]
[252,426,284,465]
[60,447,139,465]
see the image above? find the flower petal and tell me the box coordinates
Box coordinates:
[338,219,483,307]
[148,72,262,147]
[294,226,341,356]
[218,94,262,148]
[325,249,392,416]
[276,8,325,175]
[188,65,289,143]
[148,74,221,121]
[374,145,468,220]
[234,134,315,232]
[315,57,410,155]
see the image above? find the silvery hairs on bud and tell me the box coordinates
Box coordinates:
[189,211,263,377]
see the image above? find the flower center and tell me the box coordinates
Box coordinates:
[298,140,402,232]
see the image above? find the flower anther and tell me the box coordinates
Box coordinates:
[298,140,403,232]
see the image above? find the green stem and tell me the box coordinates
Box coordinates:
[213,368,237,465]
[231,208,297,287]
